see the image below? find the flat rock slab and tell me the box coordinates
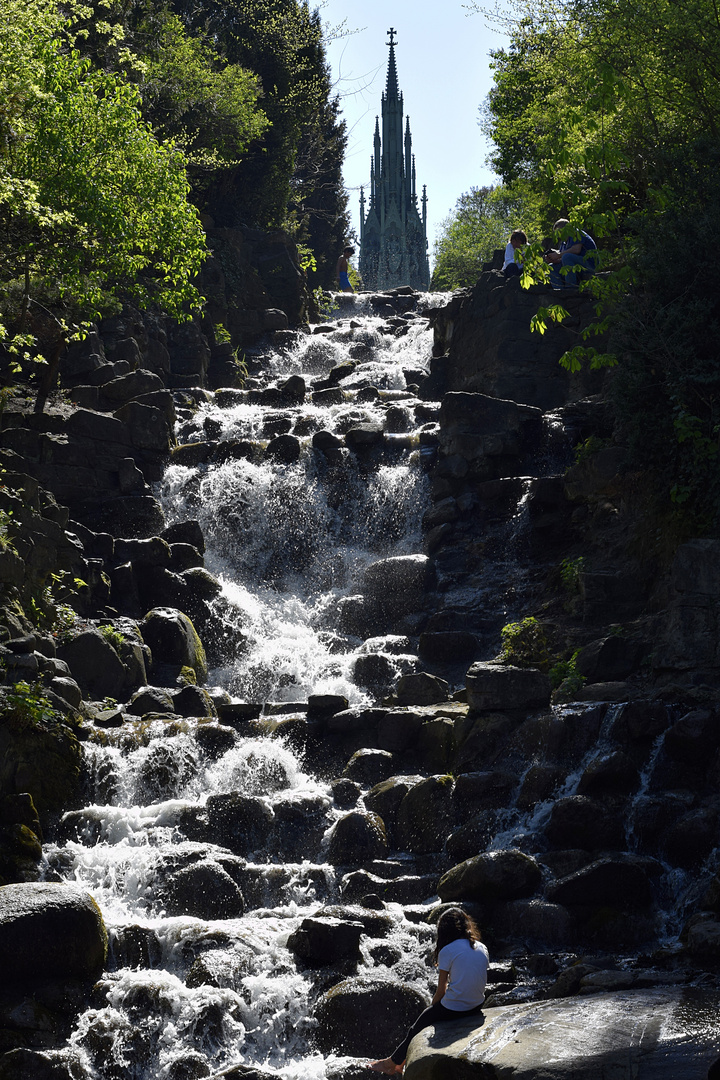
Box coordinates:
[406,988,720,1079]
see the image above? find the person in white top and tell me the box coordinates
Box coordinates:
[369,907,489,1075]
[503,229,527,278]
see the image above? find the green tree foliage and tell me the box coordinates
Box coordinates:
[0,0,207,369]
[132,10,269,177]
[431,184,541,290]
[169,0,349,240]
[474,0,720,529]
[610,153,720,532]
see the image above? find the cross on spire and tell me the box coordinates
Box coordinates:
[386,27,397,46]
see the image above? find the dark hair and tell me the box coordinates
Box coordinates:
[433,907,481,963]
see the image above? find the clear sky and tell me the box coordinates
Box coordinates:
[322,0,510,267]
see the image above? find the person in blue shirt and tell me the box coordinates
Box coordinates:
[546,218,597,288]
[336,246,356,292]
[369,907,489,1075]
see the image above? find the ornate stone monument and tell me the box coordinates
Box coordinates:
[359,30,430,291]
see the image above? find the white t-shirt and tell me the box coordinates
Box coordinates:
[437,938,490,1011]
[503,242,522,271]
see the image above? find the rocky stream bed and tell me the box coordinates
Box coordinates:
[1,273,720,1078]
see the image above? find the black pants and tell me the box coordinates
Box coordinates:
[390,1001,483,1065]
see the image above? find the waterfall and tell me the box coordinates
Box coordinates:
[41,294,446,1080]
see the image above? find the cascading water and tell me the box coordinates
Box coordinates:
[41,294,449,1080]
[157,301,442,704]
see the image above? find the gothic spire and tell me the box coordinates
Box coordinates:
[384,27,400,101]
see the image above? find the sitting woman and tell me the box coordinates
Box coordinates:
[369,907,489,1075]
[503,229,527,278]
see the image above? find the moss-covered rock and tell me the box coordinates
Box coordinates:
[0,687,83,821]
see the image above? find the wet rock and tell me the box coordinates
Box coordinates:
[343,749,395,786]
[545,795,625,851]
[493,898,574,949]
[168,540,204,574]
[365,776,423,839]
[327,811,388,866]
[0,1048,78,1080]
[404,988,720,1079]
[162,519,205,553]
[185,946,256,989]
[363,555,433,619]
[279,374,305,402]
[446,811,500,860]
[438,849,542,904]
[138,741,198,801]
[0,882,107,983]
[180,567,223,603]
[683,913,720,959]
[163,861,245,919]
[395,672,449,706]
[547,856,655,911]
[574,635,644,682]
[354,652,412,695]
[664,708,718,766]
[516,764,565,808]
[48,676,82,710]
[416,717,455,772]
[194,722,236,758]
[173,684,217,718]
[0,692,82,818]
[265,433,301,463]
[576,750,640,796]
[452,770,517,814]
[452,712,516,773]
[313,975,429,1057]
[344,423,383,449]
[141,607,208,683]
[127,686,175,716]
[308,693,349,716]
[396,775,454,854]
[312,387,344,406]
[205,793,274,854]
[660,808,719,868]
[418,631,478,663]
[465,662,552,712]
[287,916,364,967]
[376,709,424,753]
[57,629,127,700]
[331,778,362,809]
[312,429,344,451]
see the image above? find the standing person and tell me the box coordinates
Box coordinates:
[336,245,356,292]
[369,907,489,1075]
[503,229,527,278]
[545,218,597,288]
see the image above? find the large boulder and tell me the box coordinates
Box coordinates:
[0,697,82,819]
[396,775,454,854]
[403,988,720,1079]
[287,916,364,967]
[313,975,429,1057]
[161,861,245,919]
[465,662,551,712]
[362,555,434,621]
[57,629,127,699]
[0,882,107,982]
[140,607,208,682]
[547,856,655,911]
[438,849,542,904]
[545,795,625,851]
[327,811,388,865]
